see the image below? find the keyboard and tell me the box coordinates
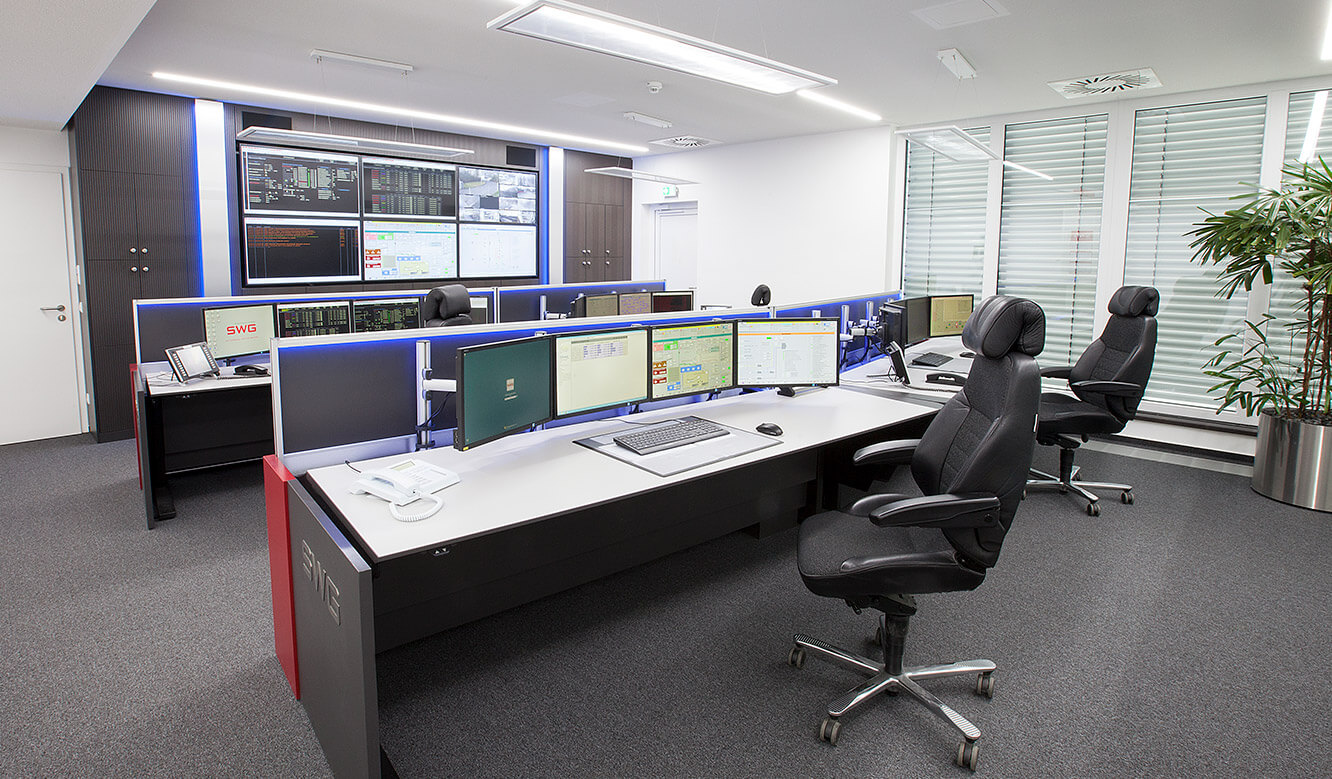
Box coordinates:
[910,351,952,367]
[613,417,729,455]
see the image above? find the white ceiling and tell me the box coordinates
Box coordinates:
[6,1,1332,155]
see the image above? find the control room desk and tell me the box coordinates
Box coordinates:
[133,362,274,529]
[277,384,941,777]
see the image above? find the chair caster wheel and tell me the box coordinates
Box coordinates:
[1121,490,1134,504]
[788,646,806,669]
[819,717,842,745]
[1086,502,1101,516]
[956,740,979,770]
[975,672,995,698]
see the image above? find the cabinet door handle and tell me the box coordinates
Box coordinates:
[130,266,139,272]
[141,266,150,272]
[604,260,611,266]
[141,247,149,254]
[40,305,66,312]
[130,247,137,253]
[605,250,611,255]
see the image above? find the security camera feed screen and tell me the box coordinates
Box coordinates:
[457,166,538,224]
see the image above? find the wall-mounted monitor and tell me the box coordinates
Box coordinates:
[618,291,652,316]
[361,157,456,219]
[201,303,276,361]
[454,335,553,451]
[241,145,360,217]
[649,321,735,400]
[584,293,620,317]
[244,218,361,285]
[553,328,649,418]
[458,223,538,278]
[275,301,352,337]
[362,220,459,281]
[929,294,975,337]
[457,166,538,224]
[651,291,694,313]
[735,318,840,389]
[352,298,421,332]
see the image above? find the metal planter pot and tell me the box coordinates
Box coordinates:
[1251,412,1332,512]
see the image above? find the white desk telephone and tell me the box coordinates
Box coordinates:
[349,459,460,522]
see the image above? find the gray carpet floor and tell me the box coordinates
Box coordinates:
[2,434,1328,777]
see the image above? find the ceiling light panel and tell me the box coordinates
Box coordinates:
[585,166,697,185]
[896,126,997,162]
[235,127,473,159]
[488,0,836,94]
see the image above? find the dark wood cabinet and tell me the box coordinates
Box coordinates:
[565,152,631,283]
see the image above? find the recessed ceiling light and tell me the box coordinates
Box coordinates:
[488,0,836,95]
[796,90,882,122]
[585,167,697,185]
[152,72,649,155]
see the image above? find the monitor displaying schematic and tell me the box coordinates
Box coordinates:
[618,291,653,316]
[362,221,458,281]
[929,294,975,337]
[201,304,276,361]
[275,301,352,337]
[553,328,649,417]
[734,318,840,388]
[454,335,553,451]
[352,298,421,332]
[458,223,537,278]
[649,321,735,400]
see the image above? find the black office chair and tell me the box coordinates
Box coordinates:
[421,284,473,327]
[789,295,1044,770]
[751,284,771,306]
[1026,286,1158,516]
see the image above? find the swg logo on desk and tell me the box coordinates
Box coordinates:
[301,539,341,625]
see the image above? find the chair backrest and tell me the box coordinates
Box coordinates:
[422,284,473,327]
[1069,285,1158,423]
[911,295,1045,569]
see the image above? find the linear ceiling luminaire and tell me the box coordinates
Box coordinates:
[585,167,697,185]
[896,125,997,162]
[487,0,836,95]
[235,127,474,160]
[309,49,414,75]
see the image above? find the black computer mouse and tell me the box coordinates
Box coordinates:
[960,351,976,358]
[756,422,783,436]
[926,372,966,387]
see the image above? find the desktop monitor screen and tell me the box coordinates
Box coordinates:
[899,296,931,346]
[469,296,491,325]
[352,298,421,332]
[649,321,735,400]
[275,301,352,337]
[553,328,649,417]
[454,336,554,451]
[929,294,975,337]
[201,304,276,361]
[651,291,694,313]
[584,293,620,317]
[734,318,840,388]
[618,291,653,316]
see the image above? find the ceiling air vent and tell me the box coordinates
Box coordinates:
[650,135,721,150]
[1048,68,1162,99]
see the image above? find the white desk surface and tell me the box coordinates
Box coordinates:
[305,386,937,563]
[838,337,972,401]
[140,361,272,397]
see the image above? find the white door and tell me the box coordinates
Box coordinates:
[654,205,698,290]
[0,168,83,444]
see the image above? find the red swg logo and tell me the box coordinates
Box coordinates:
[226,324,258,335]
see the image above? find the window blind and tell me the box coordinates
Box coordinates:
[996,114,1108,366]
[1123,97,1267,408]
[901,128,989,298]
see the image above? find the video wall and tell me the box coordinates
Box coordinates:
[239,145,540,286]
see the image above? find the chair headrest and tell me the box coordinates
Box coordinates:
[961,295,1045,358]
[751,284,771,306]
[1107,286,1159,317]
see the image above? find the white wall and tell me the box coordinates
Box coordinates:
[632,126,896,308]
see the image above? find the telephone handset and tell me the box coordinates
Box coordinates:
[349,459,460,522]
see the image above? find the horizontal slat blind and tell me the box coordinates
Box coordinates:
[901,128,989,298]
[1123,97,1267,408]
[996,114,1107,366]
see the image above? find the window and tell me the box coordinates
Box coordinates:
[1123,97,1267,408]
[900,128,989,298]
[996,115,1108,366]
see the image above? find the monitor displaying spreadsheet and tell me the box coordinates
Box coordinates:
[734,318,840,388]
[552,328,649,417]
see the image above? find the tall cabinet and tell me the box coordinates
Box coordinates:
[71,87,200,441]
[564,151,631,283]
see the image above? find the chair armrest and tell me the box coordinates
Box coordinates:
[864,493,1001,529]
[1040,365,1073,379]
[852,439,921,467]
[1070,380,1141,397]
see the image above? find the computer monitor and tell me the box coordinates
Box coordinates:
[929,294,975,337]
[275,301,352,337]
[469,296,491,324]
[584,293,620,317]
[618,291,653,316]
[649,321,735,400]
[569,295,587,318]
[453,336,553,451]
[734,318,841,389]
[352,298,421,332]
[201,304,276,362]
[897,297,931,346]
[651,291,694,313]
[553,328,649,418]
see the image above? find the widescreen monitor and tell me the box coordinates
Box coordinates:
[243,218,361,286]
[201,304,276,361]
[651,291,694,313]
[454,336,553,451]
[649,321,735,400]
[734,318,840,388]
[352,298,421,332]
[929,294,975,337]
[275,301,352,337]
[553,328,649,418]
[584,293,620,317]
[618,291,653,316]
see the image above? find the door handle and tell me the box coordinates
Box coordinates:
[40,305,66,312]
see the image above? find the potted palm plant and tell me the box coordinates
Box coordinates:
[1188,160,1332,511]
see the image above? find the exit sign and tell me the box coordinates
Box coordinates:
[661,185,680,198]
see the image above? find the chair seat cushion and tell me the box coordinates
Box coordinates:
[797,509,985,598]
[1037,392,1124,438]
